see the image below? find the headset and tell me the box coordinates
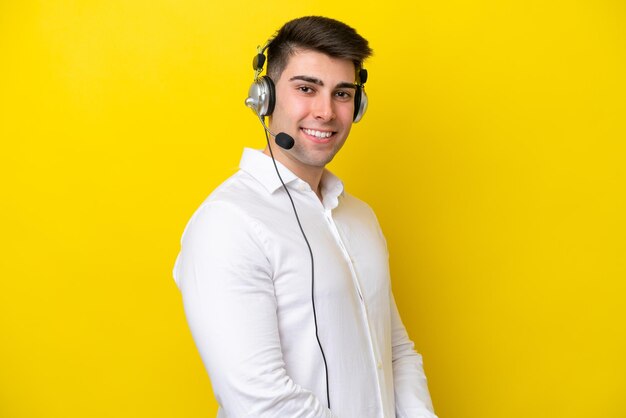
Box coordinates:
[243,38,370,411]
[245,39,369,124]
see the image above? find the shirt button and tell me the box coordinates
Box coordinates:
[377,361,382,369]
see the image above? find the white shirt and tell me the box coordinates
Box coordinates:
[173,148,437,418]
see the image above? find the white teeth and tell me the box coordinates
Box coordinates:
[303,128,332,138]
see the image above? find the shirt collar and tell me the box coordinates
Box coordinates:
[319,169,345,210]
[239,148,345,206]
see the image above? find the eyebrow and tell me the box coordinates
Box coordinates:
[289,75,357,90]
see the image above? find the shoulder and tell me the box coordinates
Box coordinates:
[205,169,265,210]
[173,177,273,289]
[180,170,272,245]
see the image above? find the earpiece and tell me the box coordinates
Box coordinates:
[245,42,277,118]
[245,76,276,117]
[352,68,368,123]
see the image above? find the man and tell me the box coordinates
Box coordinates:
[174,16,437,418]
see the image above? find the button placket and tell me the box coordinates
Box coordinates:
[323,209,390,416]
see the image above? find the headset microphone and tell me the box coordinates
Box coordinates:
[275,132,295,150]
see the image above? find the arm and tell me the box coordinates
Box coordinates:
[174,202,335,417]
[391,292,438,418]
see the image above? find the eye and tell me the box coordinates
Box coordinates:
[335,90,353,101]
[297,85,314,94]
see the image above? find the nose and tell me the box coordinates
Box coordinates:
[312,94,335,122]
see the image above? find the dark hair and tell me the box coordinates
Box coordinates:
[266,16,372,82]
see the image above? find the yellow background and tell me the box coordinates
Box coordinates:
[1,0,624,417]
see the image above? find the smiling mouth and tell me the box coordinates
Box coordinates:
[301,128,335,143]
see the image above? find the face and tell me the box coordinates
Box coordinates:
[269,49,357,174]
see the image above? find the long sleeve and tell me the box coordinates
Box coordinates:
[390,292,438,418]
[174,201,336,418]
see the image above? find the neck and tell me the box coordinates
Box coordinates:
[263,146,324,201]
